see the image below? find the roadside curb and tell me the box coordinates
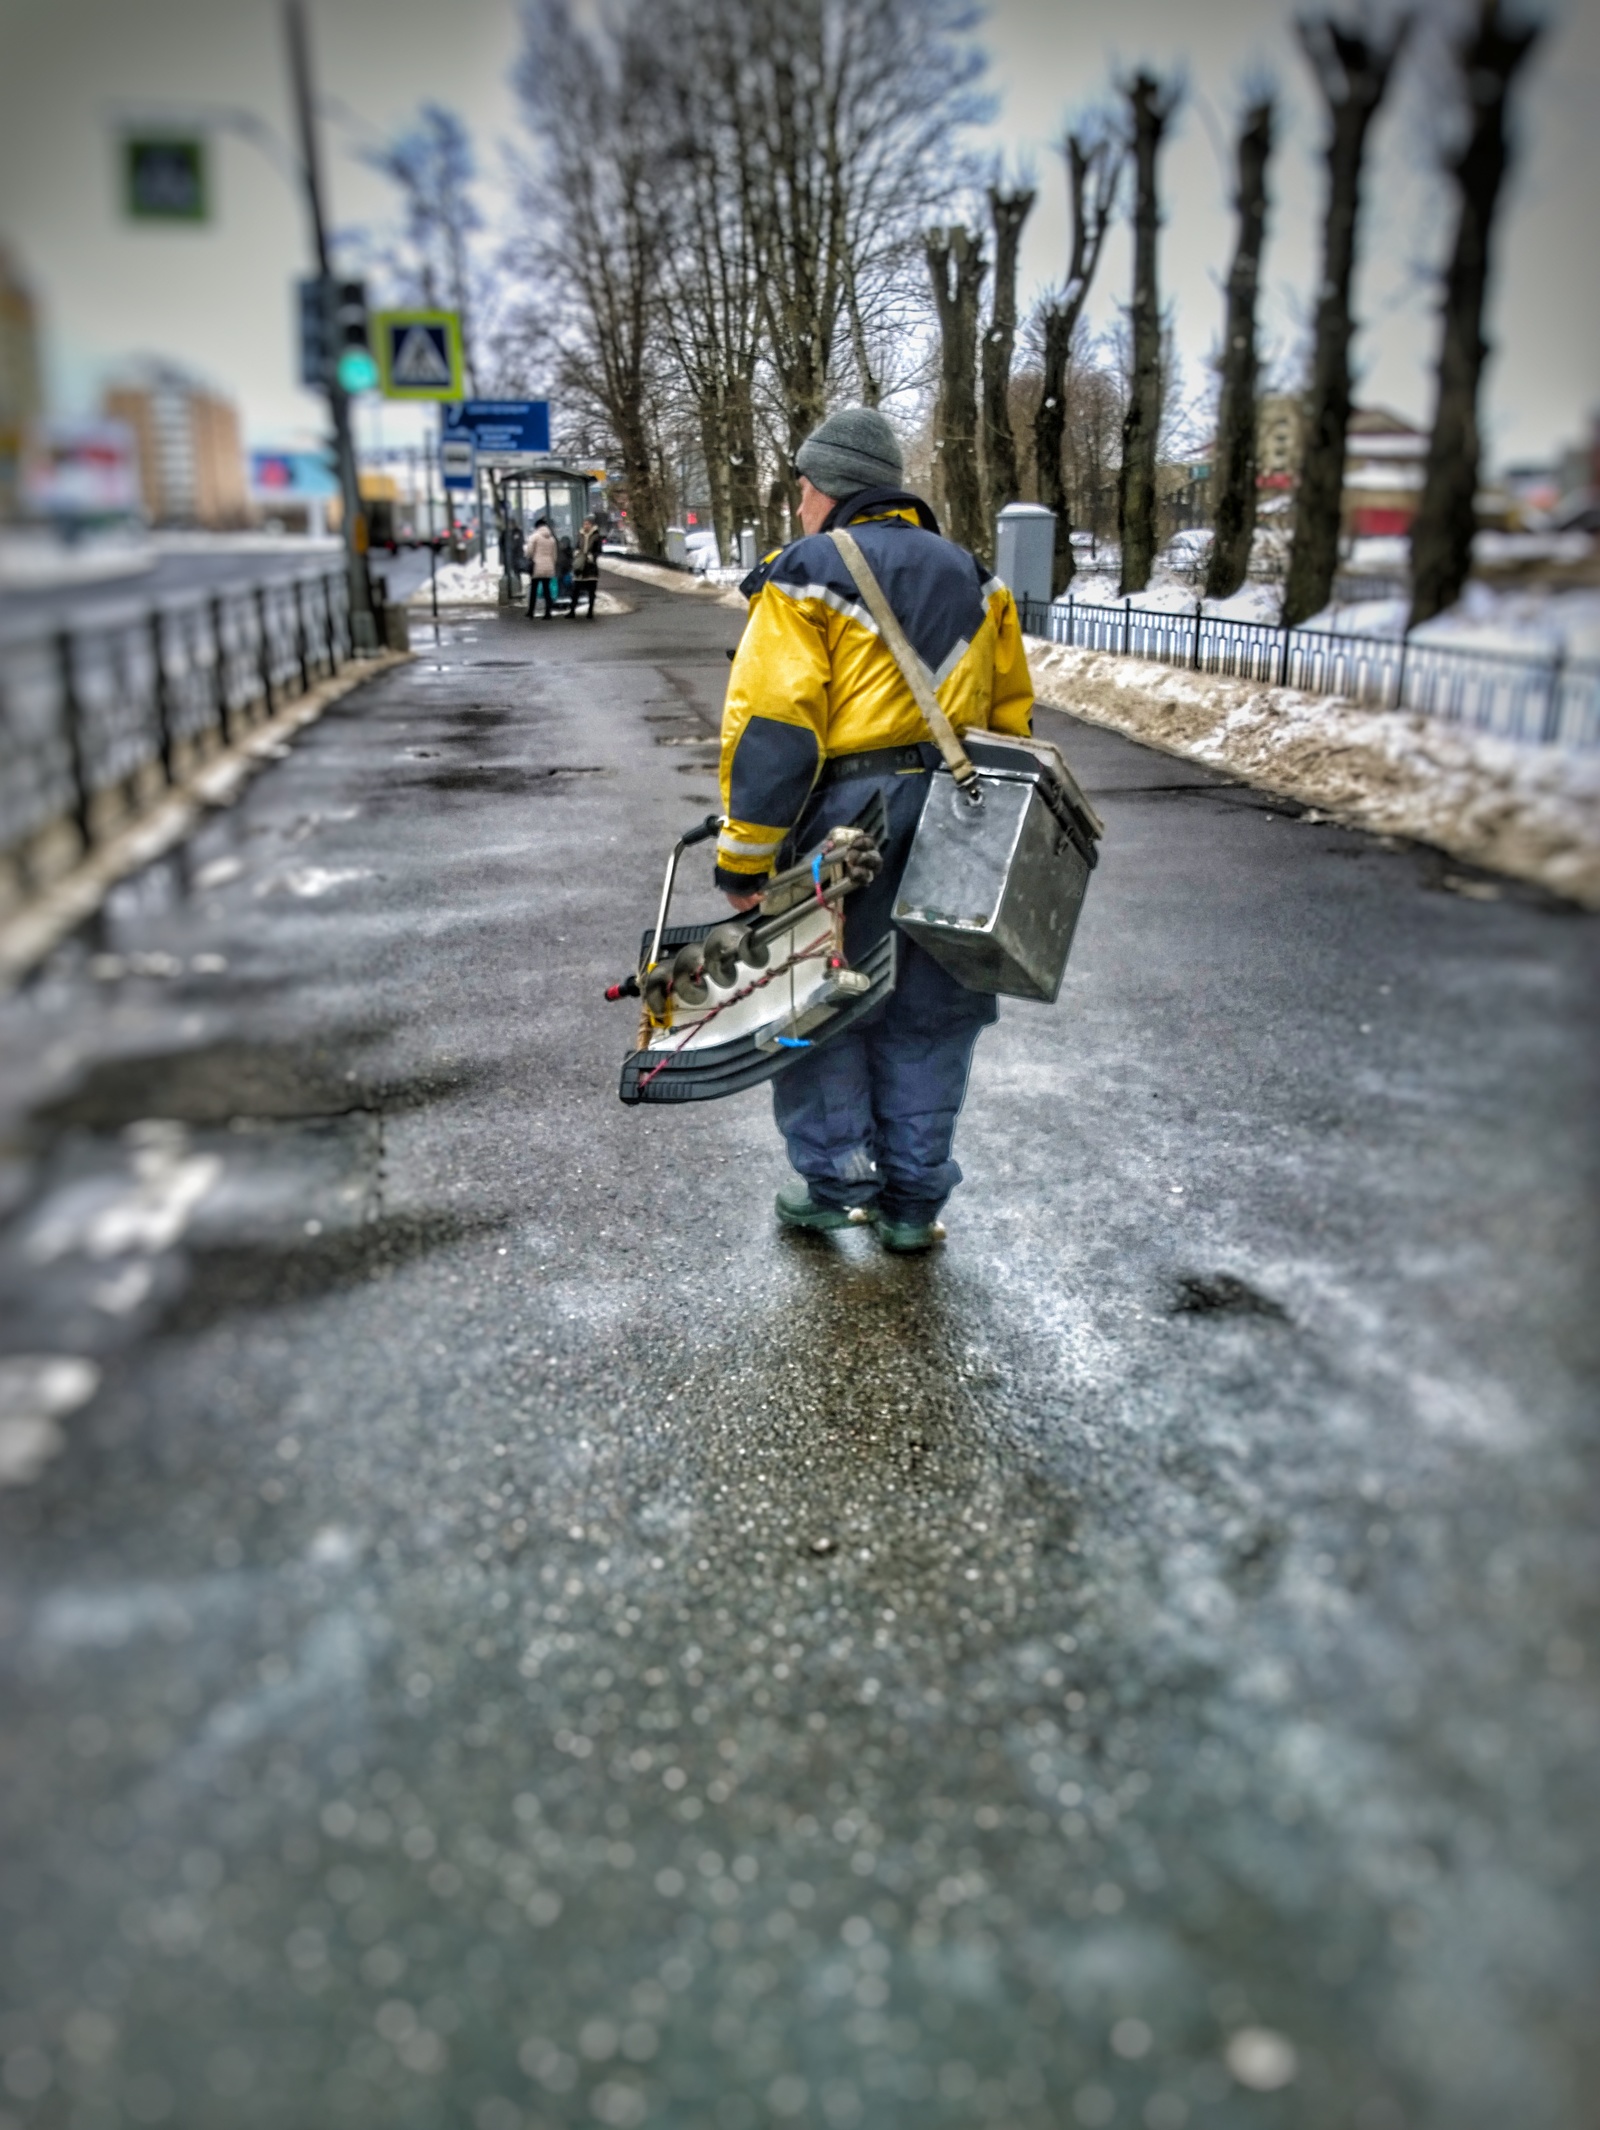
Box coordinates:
[0,648,411,989]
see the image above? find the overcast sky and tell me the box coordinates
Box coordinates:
[1,0,1595,471]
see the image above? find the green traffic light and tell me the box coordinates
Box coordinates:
[337,347,379,393]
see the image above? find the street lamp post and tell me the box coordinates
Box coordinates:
[283,0,378,653]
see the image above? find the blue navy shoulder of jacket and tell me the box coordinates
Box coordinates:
[736,547,787,600]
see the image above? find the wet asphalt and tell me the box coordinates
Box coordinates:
[0,576,1596,2130]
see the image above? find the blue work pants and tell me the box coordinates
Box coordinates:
[770,763,998,1225]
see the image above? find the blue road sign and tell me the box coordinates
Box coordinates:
[441,401,551,457]
[439,438,476,492]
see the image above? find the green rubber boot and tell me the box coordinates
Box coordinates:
[775,1183,871,1233]
[874,1214,947,1254]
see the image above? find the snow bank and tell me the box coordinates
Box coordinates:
[603,553,748,610]
[1027,639,1600,908]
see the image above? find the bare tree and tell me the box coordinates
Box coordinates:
[1205,97,1275,600]
[1066,344,1127,545]
[1118,71,1181,596]
[511,0,987,551]
[925,224,988,553]
[1033,129,1120,593]
[981,182,1036,542]
[1282,13,1412,626]
[514,2,670,556]
[363,103,485,391]
[729,0,987,475]
[650,6,766,560]
[1409,0,1541,627]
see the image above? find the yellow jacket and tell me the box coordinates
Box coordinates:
[715,495,1034,886]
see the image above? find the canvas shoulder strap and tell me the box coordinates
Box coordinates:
[829,529,980,795]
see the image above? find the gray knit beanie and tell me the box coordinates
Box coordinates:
[794,406,904,501]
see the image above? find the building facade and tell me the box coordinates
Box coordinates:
[1339,407,1427,539]
[102,363,247,526]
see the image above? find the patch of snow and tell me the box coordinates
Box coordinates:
[1028,638,1600,907]
[406,560,504,605]
[269,866,373,899]
[23,1121,220,1263]
[0,1356,101,1488]
[1473,530,1591,567]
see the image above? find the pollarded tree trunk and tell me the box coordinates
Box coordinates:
[925,225,988,557]
[617,408,666,558]
[700,401,732,564]
[1118,71,1178,596]
[1409,0,1540,628]
[1034,303,1074,588]
[1205,98,1274,601]
[726,386,763,548]
[981,183,1036,549]
[763,475,787,551]
[1282,15,1411,626]
[1033,130,1120,594]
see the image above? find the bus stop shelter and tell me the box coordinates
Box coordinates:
[478,458,600,550]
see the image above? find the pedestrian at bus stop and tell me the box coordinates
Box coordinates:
[570,516,602,618]
[716,406,1034,1252]
[526,518,560,619]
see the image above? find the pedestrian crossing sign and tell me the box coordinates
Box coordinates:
[372,311,465,401]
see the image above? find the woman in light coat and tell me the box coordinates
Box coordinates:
[526,519,560,618]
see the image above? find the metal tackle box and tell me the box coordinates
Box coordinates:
[892,731,1102,1002]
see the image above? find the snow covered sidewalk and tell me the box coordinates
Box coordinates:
[602,553,748,610]
[1028,640,1600,908]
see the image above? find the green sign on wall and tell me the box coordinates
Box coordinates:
[125,137,208,222]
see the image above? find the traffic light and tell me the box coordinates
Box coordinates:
[298,276,330,388]
[332,279,378,393]
[297,276,378,394]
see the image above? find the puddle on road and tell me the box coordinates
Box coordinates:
[1171,1272,1288,1320]
[0,1112,380,1355]
[23,1027,461,1134]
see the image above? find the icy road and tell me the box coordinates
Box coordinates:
[0,576,1595,2130]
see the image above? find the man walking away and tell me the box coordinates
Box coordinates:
[526,517,560,619]
[570,516,602,618]
[717,407,1034,1252]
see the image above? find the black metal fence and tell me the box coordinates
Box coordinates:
[1018,593,1600,750]
[0,569,356,893]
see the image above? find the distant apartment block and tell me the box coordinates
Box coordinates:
[1340,408,1427,538]
[1190,398,1429,539]
[1256,392,1305,495]
[103,362,247,527]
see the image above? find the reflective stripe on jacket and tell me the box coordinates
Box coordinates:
[715,494,1034,884]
